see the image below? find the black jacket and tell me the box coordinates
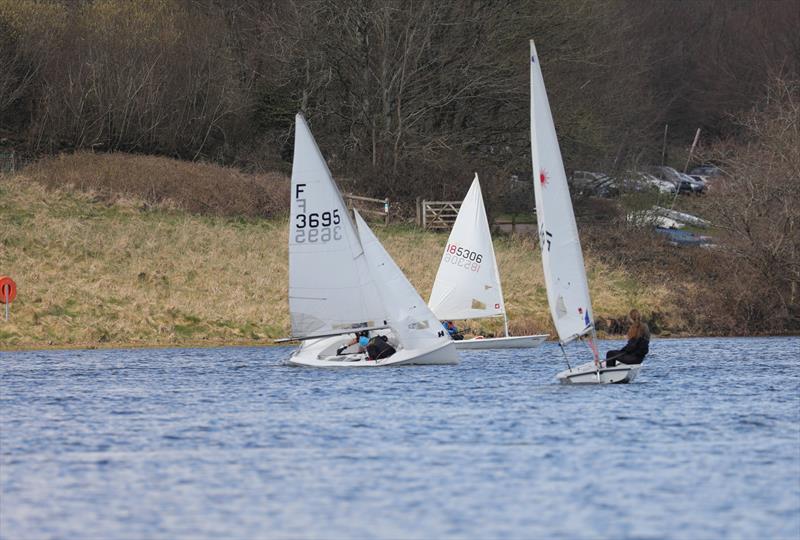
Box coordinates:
[606,323,651,365]
[620,335,649,361]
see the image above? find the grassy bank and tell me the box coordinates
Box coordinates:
[0,156,679,349]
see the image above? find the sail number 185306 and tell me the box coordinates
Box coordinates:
[443,243,483,272]
[445,243,483,263]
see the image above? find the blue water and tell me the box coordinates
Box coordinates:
[1,337,799,540]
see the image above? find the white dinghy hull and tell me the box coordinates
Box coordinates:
[288,334,458,367]
[556,361,641,384]
[454,334,548,350]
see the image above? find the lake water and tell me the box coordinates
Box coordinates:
[1,337,799,539]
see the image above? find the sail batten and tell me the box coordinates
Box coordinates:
[529,41,595,344]
[428,174,506,322]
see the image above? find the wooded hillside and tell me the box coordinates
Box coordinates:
[2,0,798,200]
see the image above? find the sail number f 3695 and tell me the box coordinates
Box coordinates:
[293,183,342,243]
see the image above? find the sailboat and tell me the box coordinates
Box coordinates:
[284,113,458,367]
[529,40,640,384]
[428,174,548,350]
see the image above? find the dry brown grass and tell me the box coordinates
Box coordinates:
[0,156,681,348]
[26,152,290,218]
[1,175,289,347]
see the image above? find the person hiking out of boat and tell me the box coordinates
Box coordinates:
[442,320,464,340]
[604,309,650,367]
[337,331,370,355]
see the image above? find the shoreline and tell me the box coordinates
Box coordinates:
[2,333,795,353]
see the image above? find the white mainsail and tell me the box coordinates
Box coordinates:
[428,174,506,323]
[354,211,452,351]
[289,114,385,338]
[529,40,594,344]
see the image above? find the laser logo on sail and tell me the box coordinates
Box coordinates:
[539,169,549,186]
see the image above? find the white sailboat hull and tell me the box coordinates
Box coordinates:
[287,334,459,367]
[454,334,548,350]
[556,360,641,384]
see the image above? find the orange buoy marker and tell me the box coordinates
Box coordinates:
[0,276,16,321]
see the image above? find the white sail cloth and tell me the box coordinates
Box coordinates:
[355,211,452,351]
[529,40,594,344]
[428,174,506,321]
[288,114,386,338]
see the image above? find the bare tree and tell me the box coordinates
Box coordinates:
[704,78,800,328]
[1,0,252,158]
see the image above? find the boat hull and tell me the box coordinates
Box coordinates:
[556,361,641,384]
[454,334,548,350]
[287,334,459,367]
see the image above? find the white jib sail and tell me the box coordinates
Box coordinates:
[428,174,506,322]
[354,211,452,351]
[289,114,386,338]
[529,40,594,344]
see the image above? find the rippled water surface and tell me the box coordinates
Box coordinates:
[2,337,799,539]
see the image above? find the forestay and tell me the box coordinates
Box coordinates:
[289,114,385,338]
[529,40,594,344]
[354,211,451,351]
[428,174,506,321]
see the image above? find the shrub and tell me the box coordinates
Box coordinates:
[25,152,290,218]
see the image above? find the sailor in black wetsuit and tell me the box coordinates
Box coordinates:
[605,309,650,367]
[366,334,396,360]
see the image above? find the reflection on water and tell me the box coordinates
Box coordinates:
[1,337,799,539]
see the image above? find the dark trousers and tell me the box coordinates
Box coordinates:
[605,349,644,367]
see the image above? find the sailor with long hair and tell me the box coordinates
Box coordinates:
[604,309,650,367]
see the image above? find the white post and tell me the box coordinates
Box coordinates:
[503,312,509,337]
[683,127,702,173]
